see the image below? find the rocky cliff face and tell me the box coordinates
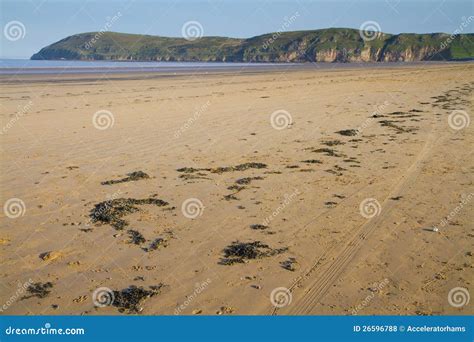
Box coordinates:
[31,29,474,62]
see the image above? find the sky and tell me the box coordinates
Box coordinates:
[1,0,473,59]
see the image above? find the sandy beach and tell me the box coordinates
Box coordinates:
[0,63,472,315]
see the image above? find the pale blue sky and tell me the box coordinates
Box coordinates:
[1,0,473,58]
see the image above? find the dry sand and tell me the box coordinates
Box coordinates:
[0,63,473,315]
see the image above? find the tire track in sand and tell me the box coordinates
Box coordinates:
[272,122,440,315]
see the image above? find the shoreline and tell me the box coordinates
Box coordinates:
[0,60,472,77]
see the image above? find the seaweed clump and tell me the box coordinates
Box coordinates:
[112,284,164,314]
[101,171,150,185]
[23,282,53,299]
[211,163,267,174]
[90,198,168,230]
[336,129,358,136]
[219,241,287,265]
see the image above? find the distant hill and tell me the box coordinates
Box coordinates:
[31,28,474,62]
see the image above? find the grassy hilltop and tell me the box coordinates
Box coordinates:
[31,28,474,62]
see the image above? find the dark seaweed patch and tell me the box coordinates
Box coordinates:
[219,241,287,265]
[101,171,150,185]
[235,176,263,185]
[301,159,322,164]
[23,282,53,299]
[250,224,268,230]
[336,129,358,136]
[211,163,267,174]
[311,148,342,157]
[112,284,164,314]
[280,257,298,271]
[90,198,168,230]
[128,230,146,245]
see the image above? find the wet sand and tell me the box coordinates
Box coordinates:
[0,63,473,315]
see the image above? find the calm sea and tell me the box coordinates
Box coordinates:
[0,59,469,75]
[0,59,286,75]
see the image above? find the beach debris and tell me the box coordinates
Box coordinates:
[192,309,202,315]
[144,237,169,252]
[211,162,267,174]
[336,129,358,136]
[89,197,168,230]
[127,230,146,245]
[250,224,268,230]
[101,171,150,185]
[235,176,263,185]
[321,140,345,146]
[23,282,53,299]
[39,251,63,262]
[301,159,322,164]
[311,148,342,157]
[280,257,298,271]
[219,241,287,265]
[216,306,235,315]
[431,227,439,232]
[112,284,165,314]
